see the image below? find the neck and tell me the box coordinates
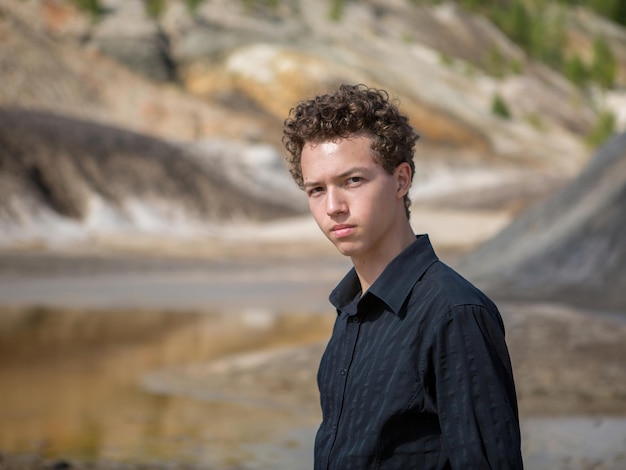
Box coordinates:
[352,222,415,294]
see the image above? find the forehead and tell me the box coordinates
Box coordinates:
[301,136,378,180]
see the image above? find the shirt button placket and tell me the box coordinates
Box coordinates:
[327,313,360,468]
[341,315,360,377]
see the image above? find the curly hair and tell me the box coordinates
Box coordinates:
[282,84,419,218]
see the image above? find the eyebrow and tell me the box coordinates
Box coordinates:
[303,167,371,189]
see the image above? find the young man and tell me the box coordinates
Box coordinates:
[282,84,523,469]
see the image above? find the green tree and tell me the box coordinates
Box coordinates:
[614,0,626,26]
[561,0,626,26]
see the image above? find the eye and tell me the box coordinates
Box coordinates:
[307,186,324,197]
[346,176,363,186]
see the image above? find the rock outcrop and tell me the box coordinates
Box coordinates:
[1,0,600,169]
[0,108,301,244]
[458,131,626,311]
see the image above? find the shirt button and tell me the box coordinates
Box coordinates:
[350,317,360,323]
[340,369,347,376]
[332,424,337,431]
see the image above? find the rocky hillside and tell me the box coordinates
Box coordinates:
[0,108,303,244]
[1,0,625,248]
[459,131,626,311]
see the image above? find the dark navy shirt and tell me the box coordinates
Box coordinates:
[314,235,522,469]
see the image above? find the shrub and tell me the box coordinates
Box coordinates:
[329,0,346,21]
[561,0,626,26]
[145,0,166,19]
[69,0,104,20]
[240,0,280,10]
[456,0,618,90]
[485,47,509,78]
[564,54,589,87]
[491,93,512,119]
[186,0,204,14]
[587,109,616,147]
[527,113,545,130]
[439,52,454,66]
[589,36,618,89]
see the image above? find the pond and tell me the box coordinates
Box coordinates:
[1,305,625,470]
[0,306,333,469]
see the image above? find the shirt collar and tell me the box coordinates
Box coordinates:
[329,234,439,315]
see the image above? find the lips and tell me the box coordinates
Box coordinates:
[330,224,355,238]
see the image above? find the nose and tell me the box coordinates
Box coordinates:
[326,187,347,216]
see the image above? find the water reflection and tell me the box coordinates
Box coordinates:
[0,307,332,468]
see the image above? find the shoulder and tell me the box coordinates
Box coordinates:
[404,260,505,337]
[413,260,495,310]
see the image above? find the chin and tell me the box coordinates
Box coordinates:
[332,241,362,258]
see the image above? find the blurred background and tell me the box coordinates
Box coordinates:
[0,0,625,468]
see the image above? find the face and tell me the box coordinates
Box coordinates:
[301,135,411,262]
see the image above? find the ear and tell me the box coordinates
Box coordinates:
[394,162,412,198]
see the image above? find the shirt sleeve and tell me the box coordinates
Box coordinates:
[431,303,523,469]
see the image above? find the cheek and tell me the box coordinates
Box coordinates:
[364,188,396,219]
[308,199,325,223]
